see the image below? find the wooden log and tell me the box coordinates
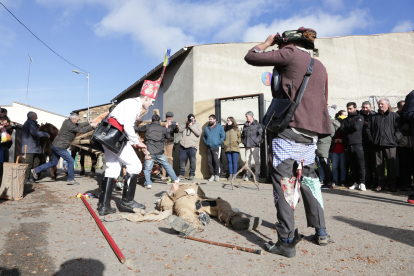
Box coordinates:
[71,144,104,156]
[0,163,29,200]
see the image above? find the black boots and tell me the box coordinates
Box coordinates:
[121,173,146,211]
[97,177,116,216]
[265,229,303,258]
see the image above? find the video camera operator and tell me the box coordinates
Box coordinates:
[178,114,202,180]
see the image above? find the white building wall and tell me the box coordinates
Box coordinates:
[4,101,67,128]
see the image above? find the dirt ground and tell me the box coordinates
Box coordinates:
[1,168,413,275]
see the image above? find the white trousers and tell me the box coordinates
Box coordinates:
[245,147,260,176]
[103,144,142,178]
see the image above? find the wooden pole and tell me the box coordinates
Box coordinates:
[186,236,262,255]
[80,195,126,263]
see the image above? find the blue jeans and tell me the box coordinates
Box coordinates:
[225,151,239,174]
[144,154,178,186]
[35,145,75,180]
[332,152,346,183]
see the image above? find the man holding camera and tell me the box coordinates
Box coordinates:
[161,111,179,181]
[135,114,180,189]
[178,114,202,180]
[245,27,332,257]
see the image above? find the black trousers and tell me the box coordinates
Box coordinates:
[207,147,221,175]
[374,146,397,189]
[397,147,413,190]
[271,159,326,239]
[363,144,376,188]
[24,153,41,180]
[345,145,365,184]
[318,157,331,184]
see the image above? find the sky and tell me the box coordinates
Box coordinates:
[0,0,413,116]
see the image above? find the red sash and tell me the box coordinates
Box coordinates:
[108,117,124,133]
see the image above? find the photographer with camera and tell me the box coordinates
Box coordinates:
[178,114,202,180]
[161,111,179,181]
[245,27,332,257]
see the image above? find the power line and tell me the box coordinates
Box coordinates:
[0,1,88,73]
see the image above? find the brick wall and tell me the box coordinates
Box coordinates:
[78,104,113,123]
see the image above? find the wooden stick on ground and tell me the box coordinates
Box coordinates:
[80,195,126,263]
[186,236,262,255]
[230,161,259,190]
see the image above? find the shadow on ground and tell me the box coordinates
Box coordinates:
[53,258,105,276]
[322,188,413,206]
[333,216,414,247]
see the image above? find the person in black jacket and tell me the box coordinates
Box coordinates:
[135,114,179,189]
[339,102,366,191]
[366,99,402,192]
[401,90,414,204]
[22,112,50,185]
[361,101,377,189]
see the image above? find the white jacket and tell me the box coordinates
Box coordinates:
[109,97,142,145]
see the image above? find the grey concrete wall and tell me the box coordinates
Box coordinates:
[315,32,414,109]
[193,42,276,103]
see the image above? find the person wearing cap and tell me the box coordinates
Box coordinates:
[245,27,332,257]
[161,111,179,181]
[135,114,180,189]
[31,112,94,185]
[97,89,156,216]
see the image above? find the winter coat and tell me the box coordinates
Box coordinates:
[178,121,202,149]
[316,119,340,158]
[339,111,364,147]
[244,45,331,135]
[362,110,376,145]
[135,121,170,155]
[222,127,241,153]
[365,109,402,147]
[241,120,263,148]
[203,123,225,149]
[52,119,92,149]
[21,119,49,154]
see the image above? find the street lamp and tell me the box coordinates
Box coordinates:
[72,70,90,121]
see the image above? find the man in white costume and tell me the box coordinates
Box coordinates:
[97,92,156,216]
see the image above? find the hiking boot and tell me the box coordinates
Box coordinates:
[214,175,220,182]
[115,181,123,190]
[168,215,197,238]
[67,180,80,185]
[265,229,303,258]
[31,169,38,180]
[97,177,117,216]
[317,235,334,246]
[359,184,366,191]
[198,212,211,226]
[349,183,359,190]
[121,173,146,211]
[208,175,215,181]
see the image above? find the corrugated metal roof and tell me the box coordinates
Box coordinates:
[112,46,193,101]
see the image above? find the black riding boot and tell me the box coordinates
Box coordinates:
[121,173,146,211]
[265,229,303,258]
[97,177,116,216]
